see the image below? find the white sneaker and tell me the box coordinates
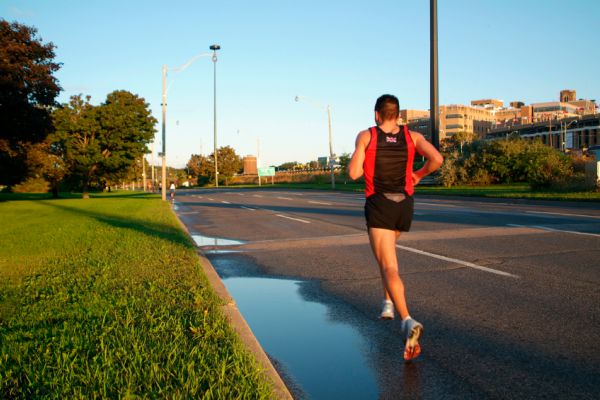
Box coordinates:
[401,317,423,361]
[380,300,394,320]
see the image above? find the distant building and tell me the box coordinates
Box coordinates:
[402,88,598,147]
[243,155,257,175]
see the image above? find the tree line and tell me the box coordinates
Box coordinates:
[0,20,156,198]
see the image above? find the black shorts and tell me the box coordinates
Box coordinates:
[364,193,414,232]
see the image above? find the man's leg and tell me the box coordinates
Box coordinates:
[369,227,410,320]
[382,231,402,302]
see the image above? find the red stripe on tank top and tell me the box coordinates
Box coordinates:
[403,125,415,196]
[364,126,378,197]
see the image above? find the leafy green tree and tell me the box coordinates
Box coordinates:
[0,20,61,186]
[52,91,156,197]
[209,146,242,184]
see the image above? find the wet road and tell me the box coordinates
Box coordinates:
[175,188,600,399]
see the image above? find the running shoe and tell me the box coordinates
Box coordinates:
[402,318,423,361]
[380,300,394,320]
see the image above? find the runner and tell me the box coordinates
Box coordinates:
[348,94,443,360]
[169,182,176,203]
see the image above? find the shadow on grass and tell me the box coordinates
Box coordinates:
[0,191,160,202]
[38,200,194,249]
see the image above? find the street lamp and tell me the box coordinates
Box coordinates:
[160,51,212,201]
[210,44,221,188]
[561,118,579,152]
[295,95,335,189]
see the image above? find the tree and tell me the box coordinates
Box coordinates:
[52,91,156,197]
[186,154,213,185]
[209,146,242,184]
[277,161,298,171]
[0,20,61,185]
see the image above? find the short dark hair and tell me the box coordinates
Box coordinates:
[374,94,400,121]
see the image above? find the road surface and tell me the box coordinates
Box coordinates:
[175,188,600,399]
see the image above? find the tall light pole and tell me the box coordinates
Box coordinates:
[160,52,213,201]
[210,44,221,188]
[295,95,336,189]
[561,118,579,152]
[430,0,440,150]
[161,64,167,201]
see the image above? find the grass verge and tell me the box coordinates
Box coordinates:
[219,182,600,201]
[0,192,273,399]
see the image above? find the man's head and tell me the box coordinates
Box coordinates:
[374,94,400,123]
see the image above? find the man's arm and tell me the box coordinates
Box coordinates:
[410,131,443,185]
[348,130,370,180]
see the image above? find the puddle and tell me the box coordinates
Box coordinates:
[191,234,246,247]
[221,276,379,399]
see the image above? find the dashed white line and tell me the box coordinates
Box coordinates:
[207,198,214,201]
[308,200,332,206]
[253,194,263,198]
[275,214,311,224]
[396,244,519,278]
[241,206,256,211]
[221,200,231,204]
[277,197,294,201]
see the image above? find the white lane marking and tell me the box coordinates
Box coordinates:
[396,244,519,278]
[277,197,294,201]
[508,223,600,237]
[526,210,600,219]
[221,200,231,204]
[207,198,214,201]
[241,206,256,211]
[275,214,311,224]
[308,200,332,206]
[417,202,459,207]
[253,194,263,198]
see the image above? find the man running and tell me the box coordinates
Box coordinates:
[348,94,443,360]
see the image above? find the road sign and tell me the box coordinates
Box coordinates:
[258,167,275,177]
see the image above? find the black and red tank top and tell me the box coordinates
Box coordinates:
[363,125,415,197]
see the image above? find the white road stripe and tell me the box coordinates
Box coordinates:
[526,210,600,219]
[308,200,332,206]
[417,202,459,207]
[275,214,311,224]
[396,244,519,278]
[277,197,294,201]
[253,194,263,198]
[221,200,231,204]
[241,206,256,211]
[207,198,214,201]
[508,224,600,238]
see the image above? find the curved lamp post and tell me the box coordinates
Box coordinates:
[295,95,335,189]
[160,51,212,201]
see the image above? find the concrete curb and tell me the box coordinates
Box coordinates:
[172,207,293,400]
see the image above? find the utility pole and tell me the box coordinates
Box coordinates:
[151,141,155,190]
[327,105,335,189]
[257,136,261,187]
[161,64,167,201]
[430,0,440,149]
[142,154,147,192]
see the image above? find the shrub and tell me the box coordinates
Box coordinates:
[11,177,50,193]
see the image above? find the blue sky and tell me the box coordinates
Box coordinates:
[3,0,599,167]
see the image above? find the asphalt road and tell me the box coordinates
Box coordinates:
[175,188,600,399]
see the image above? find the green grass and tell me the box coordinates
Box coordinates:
[221,182,600,201]
[0,192,273,399]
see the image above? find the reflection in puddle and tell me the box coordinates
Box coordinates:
[191,234,246,247]
[221,276,378,399]
[203,250,243,255]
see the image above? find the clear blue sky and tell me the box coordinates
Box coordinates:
[4,0,599,167]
